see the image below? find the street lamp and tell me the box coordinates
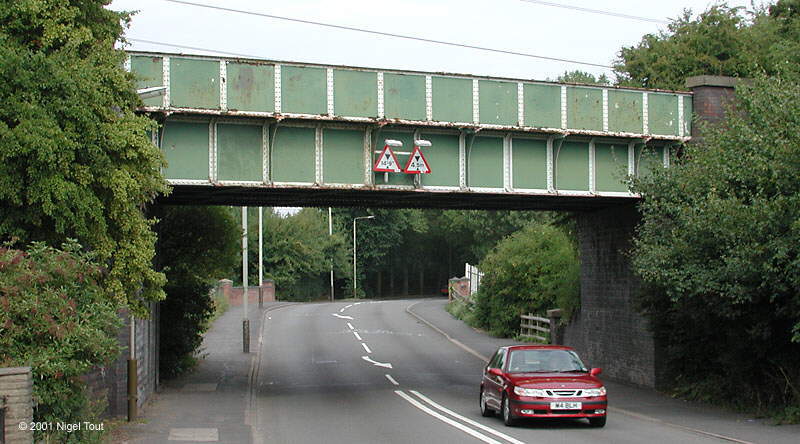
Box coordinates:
[353,215,376,299]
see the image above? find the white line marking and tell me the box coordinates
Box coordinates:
[394,391,502,444]
[332,313,354,320]
[353,331,363,341]
[385,374,399,386]
[347,322,354,330]
[362,355,392,368]
[361,343,372,354]
[410,390,526,444]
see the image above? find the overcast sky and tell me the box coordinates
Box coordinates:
[111,0,758,82]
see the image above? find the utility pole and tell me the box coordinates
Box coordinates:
[242,207,249,353]
[329,207,334,302]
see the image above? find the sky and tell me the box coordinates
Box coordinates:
[110,0,758,82]
[109,0,758,216]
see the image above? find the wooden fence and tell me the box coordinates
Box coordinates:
[520,314,550,343]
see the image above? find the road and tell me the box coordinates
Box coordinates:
[249,300,724,444]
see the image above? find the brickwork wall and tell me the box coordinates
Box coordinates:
[228,281,275,306]
[563,204,657,388]
[0,367,33,443]
[83,302,159,418]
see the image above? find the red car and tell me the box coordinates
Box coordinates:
[479,345,607,427]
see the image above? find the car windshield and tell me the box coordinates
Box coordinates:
[505,349,587,373]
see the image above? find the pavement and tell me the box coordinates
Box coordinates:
[113,301,294,444]
[113,298,800,444]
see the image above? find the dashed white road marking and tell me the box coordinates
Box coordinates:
[347,322,354,330]
[340,304,354,313]
[409,390,526,444]
[362,356,392,368]
[353,331,362,341]
[361,343,372,354]
[385,374,399,386]
[332,313,354,320]
[394,391,502,444]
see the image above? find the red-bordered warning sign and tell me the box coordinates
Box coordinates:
[373,145,402,172]
[403,146,431,174]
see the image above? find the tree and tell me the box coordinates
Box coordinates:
[630,76,800,419]
[614,5,763,90]
[554,70,610,85]
[472,223,580,337]
[0,242,121,443]
[153,206,240,378]
[0,1,168,316]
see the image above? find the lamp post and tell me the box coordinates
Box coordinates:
[353,215,375,299]
[329,207,334,302]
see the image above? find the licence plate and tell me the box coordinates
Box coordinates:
[550,402,581,410]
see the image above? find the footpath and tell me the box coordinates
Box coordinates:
[113,302,292,444]
[408,298,800,444]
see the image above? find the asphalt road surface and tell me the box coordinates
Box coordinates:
[249,300,723,444]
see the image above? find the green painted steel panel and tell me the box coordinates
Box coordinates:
[683,98,692,135]
[384,73,426,121]
[567,87,602,131]
[648,93,678,136]
[635,145,663,177]
[608,90,642,134]
[217,124,262,181]
[334,69,377,118]
[162,121,209,180]
[227,62,274,112]
[468,136,503,188]
[131,55,163,107]
[555,141,588,190]
[170,58,219,109]
[432,76,472,123]
[479,80,517,125]
[418,133,459,187]
[272,126,316,183]
[323,129,364,184]
[511,138,547,189]
[595,143,628,192]
[372,130,415,186]
[523,83,561,129]
[281,66,326,115]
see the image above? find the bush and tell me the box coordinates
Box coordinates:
[631,76,800,419]
[472,223,580,337]
[153,206,240,379]
[0,242,121,443]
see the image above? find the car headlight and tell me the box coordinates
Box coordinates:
[514,387,547,397]
[583,387,606,397]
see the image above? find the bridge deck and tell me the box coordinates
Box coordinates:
[129,51,689,208]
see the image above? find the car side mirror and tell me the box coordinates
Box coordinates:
[590,368,602,376]
[488,368,503,377]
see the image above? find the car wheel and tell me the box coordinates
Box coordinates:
[479,389,493,417]
[589,416,607,428]
[502,394,516,426]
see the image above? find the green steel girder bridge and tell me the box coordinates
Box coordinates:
[129,51,692,210]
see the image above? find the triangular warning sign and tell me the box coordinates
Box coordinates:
[403,146,431,174]
[373,145,402,172]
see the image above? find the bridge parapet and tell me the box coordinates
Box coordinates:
[128,51,691,208]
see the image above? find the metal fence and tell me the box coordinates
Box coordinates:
[465,263,483,296]
[520,313,550,343]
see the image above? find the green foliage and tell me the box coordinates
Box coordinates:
[630,76,800,416]
[0,1,168,316]
[472,223,580,337]
[153,206,240,379]
[445,299,479,328]
[0,241,121,443]
[241,208,347,301]
[554,70,610,85]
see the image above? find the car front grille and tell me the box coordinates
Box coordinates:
[545,389,581,397]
